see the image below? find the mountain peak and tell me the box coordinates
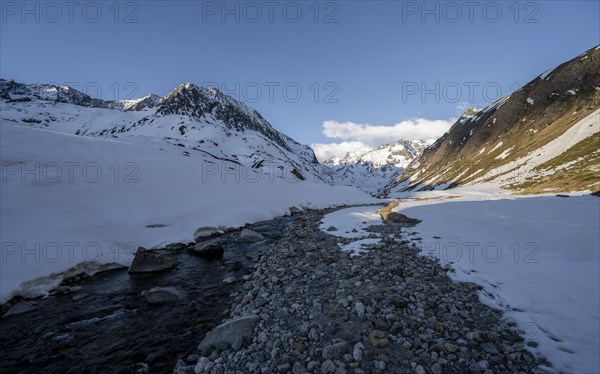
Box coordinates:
[461,107,480,117]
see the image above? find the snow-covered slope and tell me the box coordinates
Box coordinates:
[324,139,434,193]
[0,79,377,303]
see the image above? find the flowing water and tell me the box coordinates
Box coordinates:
[0,216,292,373]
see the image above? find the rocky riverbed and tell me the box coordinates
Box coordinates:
[0,206,548,373]
[177,207,548,374]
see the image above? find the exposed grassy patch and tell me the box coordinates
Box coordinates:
[402,99,598,190]
[510,133,600,194]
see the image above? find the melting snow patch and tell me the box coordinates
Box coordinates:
[340,238,381,255]
[494,147,513,160]
[527,98,534,105]
[487,142,503,154]
[320,206,385,256]
[539,67,557,80]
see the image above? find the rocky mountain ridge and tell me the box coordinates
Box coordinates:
[0,79,328,182]
[383,45,600,195]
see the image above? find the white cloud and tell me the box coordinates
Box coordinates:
[311,141,372,163]
[321,118,454,147]
[311,117,455,162]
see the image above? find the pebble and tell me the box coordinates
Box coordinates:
[355,302,365,318]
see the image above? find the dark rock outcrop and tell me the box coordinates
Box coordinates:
[188,239,225,259]
[128,248,177,273]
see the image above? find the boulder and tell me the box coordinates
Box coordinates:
[238,229,264,243]
[193,226,224,242]
[165,242,188,250]
[197,315,259,355]
[188,239,224,259]
[289,206,303,214]
[386,212,421,225]
[128,248,177,273]
[2,301,36,318]
[145,287,184,304]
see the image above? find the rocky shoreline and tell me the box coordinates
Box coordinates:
[177,207,547,374]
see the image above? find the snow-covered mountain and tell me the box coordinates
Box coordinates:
[0,79,329,183]
[383,45,600,195]
[324,139,434,193]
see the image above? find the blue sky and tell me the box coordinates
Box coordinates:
[1,0,598,154]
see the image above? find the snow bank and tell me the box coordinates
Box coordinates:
[396,195,600,373]
[0,122,376,303]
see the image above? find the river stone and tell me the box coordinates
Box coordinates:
[128,248,177,273]
[322,342,348,360]
[197,315,259,355]
[320,360,336,373]
[2,301,36,318]
[174,359,195,374]
[239,229,264,243]
[194,357,212,373]
[482,342,499,354]
[353,342,364,361]
[188,239,224,259]
[72,293,88,302]
[369,330,390,348]
[374,360,386,370]
[223,277,236,284]
[145,287,184,304]
[355,302,366,318]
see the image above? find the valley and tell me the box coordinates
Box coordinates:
[1,45,599,374]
